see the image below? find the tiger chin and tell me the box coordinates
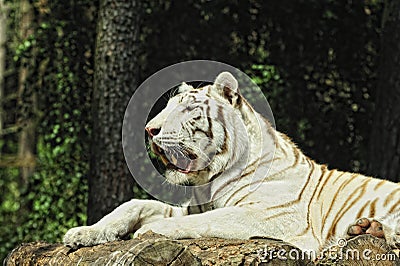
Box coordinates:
[63,71,400,255]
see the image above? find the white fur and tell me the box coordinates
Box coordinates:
[64,72,400,253]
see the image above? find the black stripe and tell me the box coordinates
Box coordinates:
[206,103,213,139]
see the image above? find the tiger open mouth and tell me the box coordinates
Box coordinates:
[151,142,198,174]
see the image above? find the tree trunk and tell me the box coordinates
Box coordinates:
[17,0,36,191]
[368,1,400,182]
[88,0,142,224]
[0,0,6,136]
[5,233,399,265]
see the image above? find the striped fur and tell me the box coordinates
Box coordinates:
[64,72,400,252]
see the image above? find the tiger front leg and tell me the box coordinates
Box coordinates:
[63,199,186,249]
[134,206,270,240]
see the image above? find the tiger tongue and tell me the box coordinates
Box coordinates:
[178,168,191,174]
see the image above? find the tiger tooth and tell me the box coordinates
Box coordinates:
[171,155,177,165]
[161,156,169,166]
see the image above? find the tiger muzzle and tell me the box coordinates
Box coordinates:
[150,142,198,174]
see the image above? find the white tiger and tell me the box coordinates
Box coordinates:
[63,72,400,253]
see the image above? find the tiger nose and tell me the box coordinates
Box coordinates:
[145,127,161,137]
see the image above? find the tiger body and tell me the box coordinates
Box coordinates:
[64,72,400,252]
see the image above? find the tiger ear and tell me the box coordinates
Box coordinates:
[178,82,193,93]
[214,72,241,106]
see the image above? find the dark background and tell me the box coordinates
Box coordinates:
[1,0,399,260]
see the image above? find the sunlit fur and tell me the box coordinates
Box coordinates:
[146,72,400,251]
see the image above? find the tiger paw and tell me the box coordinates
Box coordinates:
[347,218,385,239]
[347,217,400,249]
[63,225,119,249]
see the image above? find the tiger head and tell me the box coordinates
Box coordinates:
[146,72,252,186]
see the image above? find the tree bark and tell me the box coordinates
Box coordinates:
[368,0,400,182]
[0,0,6,136]
[5,233,399,266]
[88,0,142,224]
[16,0,36,191]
